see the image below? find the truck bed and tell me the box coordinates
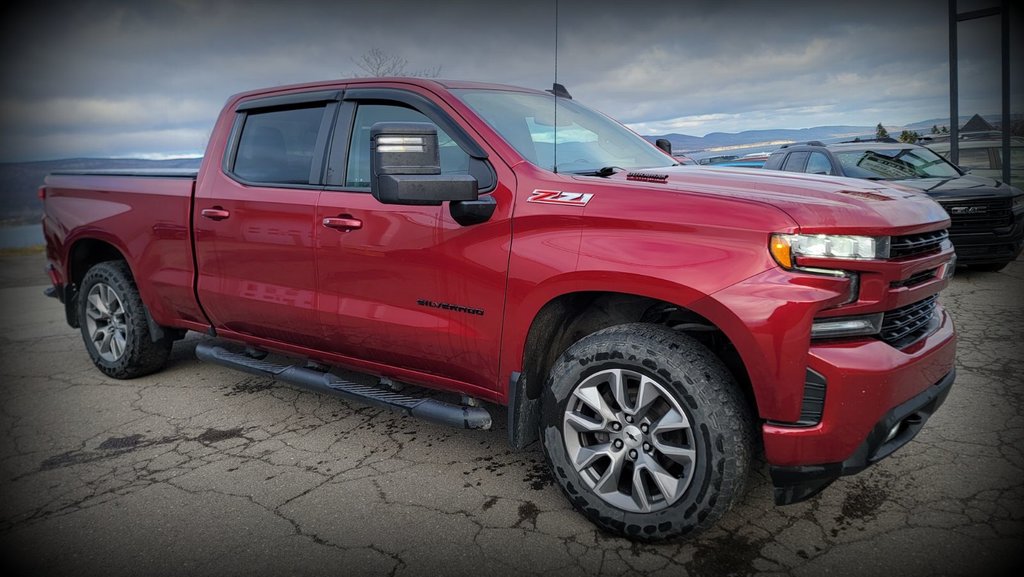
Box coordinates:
[42,171,205,329]
[50,168,199,178]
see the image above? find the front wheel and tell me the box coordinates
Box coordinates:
[541,323,753,540]
[78,261,172,379]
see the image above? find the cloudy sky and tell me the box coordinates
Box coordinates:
[0,0,1016,161]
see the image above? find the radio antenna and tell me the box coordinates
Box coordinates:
[553,0,559,173]
[545,0,572,173]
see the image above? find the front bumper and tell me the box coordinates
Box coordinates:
[763,305,956,504]
[770,367,954,504]
[948,209,1024,265]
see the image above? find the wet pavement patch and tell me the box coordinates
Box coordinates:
[38,450,90,472]
[686,531,766,577]
[832,477,890,535]
[195,427,246,444]
[516,500,540,528]
[225,377,275,397]
[522,459,555,490]
[97,434,145,450]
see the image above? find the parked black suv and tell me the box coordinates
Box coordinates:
[763,140,1024,271]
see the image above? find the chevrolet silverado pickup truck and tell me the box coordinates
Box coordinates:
[42,78,957,541]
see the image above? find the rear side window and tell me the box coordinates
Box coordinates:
[763,152,786,170]
[233,106,326,184]
[783,151,810,172]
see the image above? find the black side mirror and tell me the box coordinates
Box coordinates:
[370,122,478,206]
[656,138,672,155]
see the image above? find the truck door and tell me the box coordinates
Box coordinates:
[315,88,513,390]
[194,93,337,346]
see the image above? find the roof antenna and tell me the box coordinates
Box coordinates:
[551,0,559,173]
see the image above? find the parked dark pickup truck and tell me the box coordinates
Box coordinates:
[762,140,1024,271]
[42,78,957,540]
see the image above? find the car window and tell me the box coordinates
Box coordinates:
[956,148,992,170]
[994,146,1024,169]
[783,151,810,172]
[234,105,326,184]
[763,152,786,170]
[806,152,833,175]
[345,103,468,188]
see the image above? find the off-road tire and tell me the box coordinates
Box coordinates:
[78,261,172,379]
[541,323,753,541]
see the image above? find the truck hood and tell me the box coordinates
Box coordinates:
[600,166,950,235]
[884,173,1023,202]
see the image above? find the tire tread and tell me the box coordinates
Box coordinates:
[79,261,172,379]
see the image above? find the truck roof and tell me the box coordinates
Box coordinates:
[227,77,546,103]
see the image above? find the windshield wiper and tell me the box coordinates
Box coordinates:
[573,166,622,177]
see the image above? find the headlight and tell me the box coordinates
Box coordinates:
[770,233,889,270]
[1013,194,1024,211]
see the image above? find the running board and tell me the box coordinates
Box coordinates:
[195,343,492,430]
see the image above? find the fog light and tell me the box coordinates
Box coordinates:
[810,313,883,339]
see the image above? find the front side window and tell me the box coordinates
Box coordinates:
[233,105,326,184]
[454,89,673,174]
[806,152,834,175]
[345,104,468,188]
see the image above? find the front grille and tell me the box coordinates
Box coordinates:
[939,198,1014,233]
[891,268,937,289]
[880,295,937,347]
[890,230,948,259]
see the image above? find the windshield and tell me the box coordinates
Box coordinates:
[833,147,962,180]
[453,89,673,173]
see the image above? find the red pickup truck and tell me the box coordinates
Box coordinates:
[41,78,957,540]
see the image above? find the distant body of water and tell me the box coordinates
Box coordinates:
[0,223,45,249]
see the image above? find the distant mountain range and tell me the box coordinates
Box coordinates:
[645,125,875,156]
[645,114,1017,158]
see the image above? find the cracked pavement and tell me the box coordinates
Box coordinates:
[0,251,1021,576]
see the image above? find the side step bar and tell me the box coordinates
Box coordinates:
[195,343,492,430]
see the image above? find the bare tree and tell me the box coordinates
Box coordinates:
[349,47,441,78]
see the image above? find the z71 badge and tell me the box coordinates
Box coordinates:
[528,190,594,207]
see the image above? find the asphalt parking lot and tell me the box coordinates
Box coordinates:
[0,249,1021,577]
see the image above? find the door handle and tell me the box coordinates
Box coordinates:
[201,208,231,221]
[322,216,363,231]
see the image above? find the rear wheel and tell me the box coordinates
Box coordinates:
[79,261,172,379]
[541,323,753,540]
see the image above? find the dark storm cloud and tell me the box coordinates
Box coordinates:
[0,0,1013,160]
